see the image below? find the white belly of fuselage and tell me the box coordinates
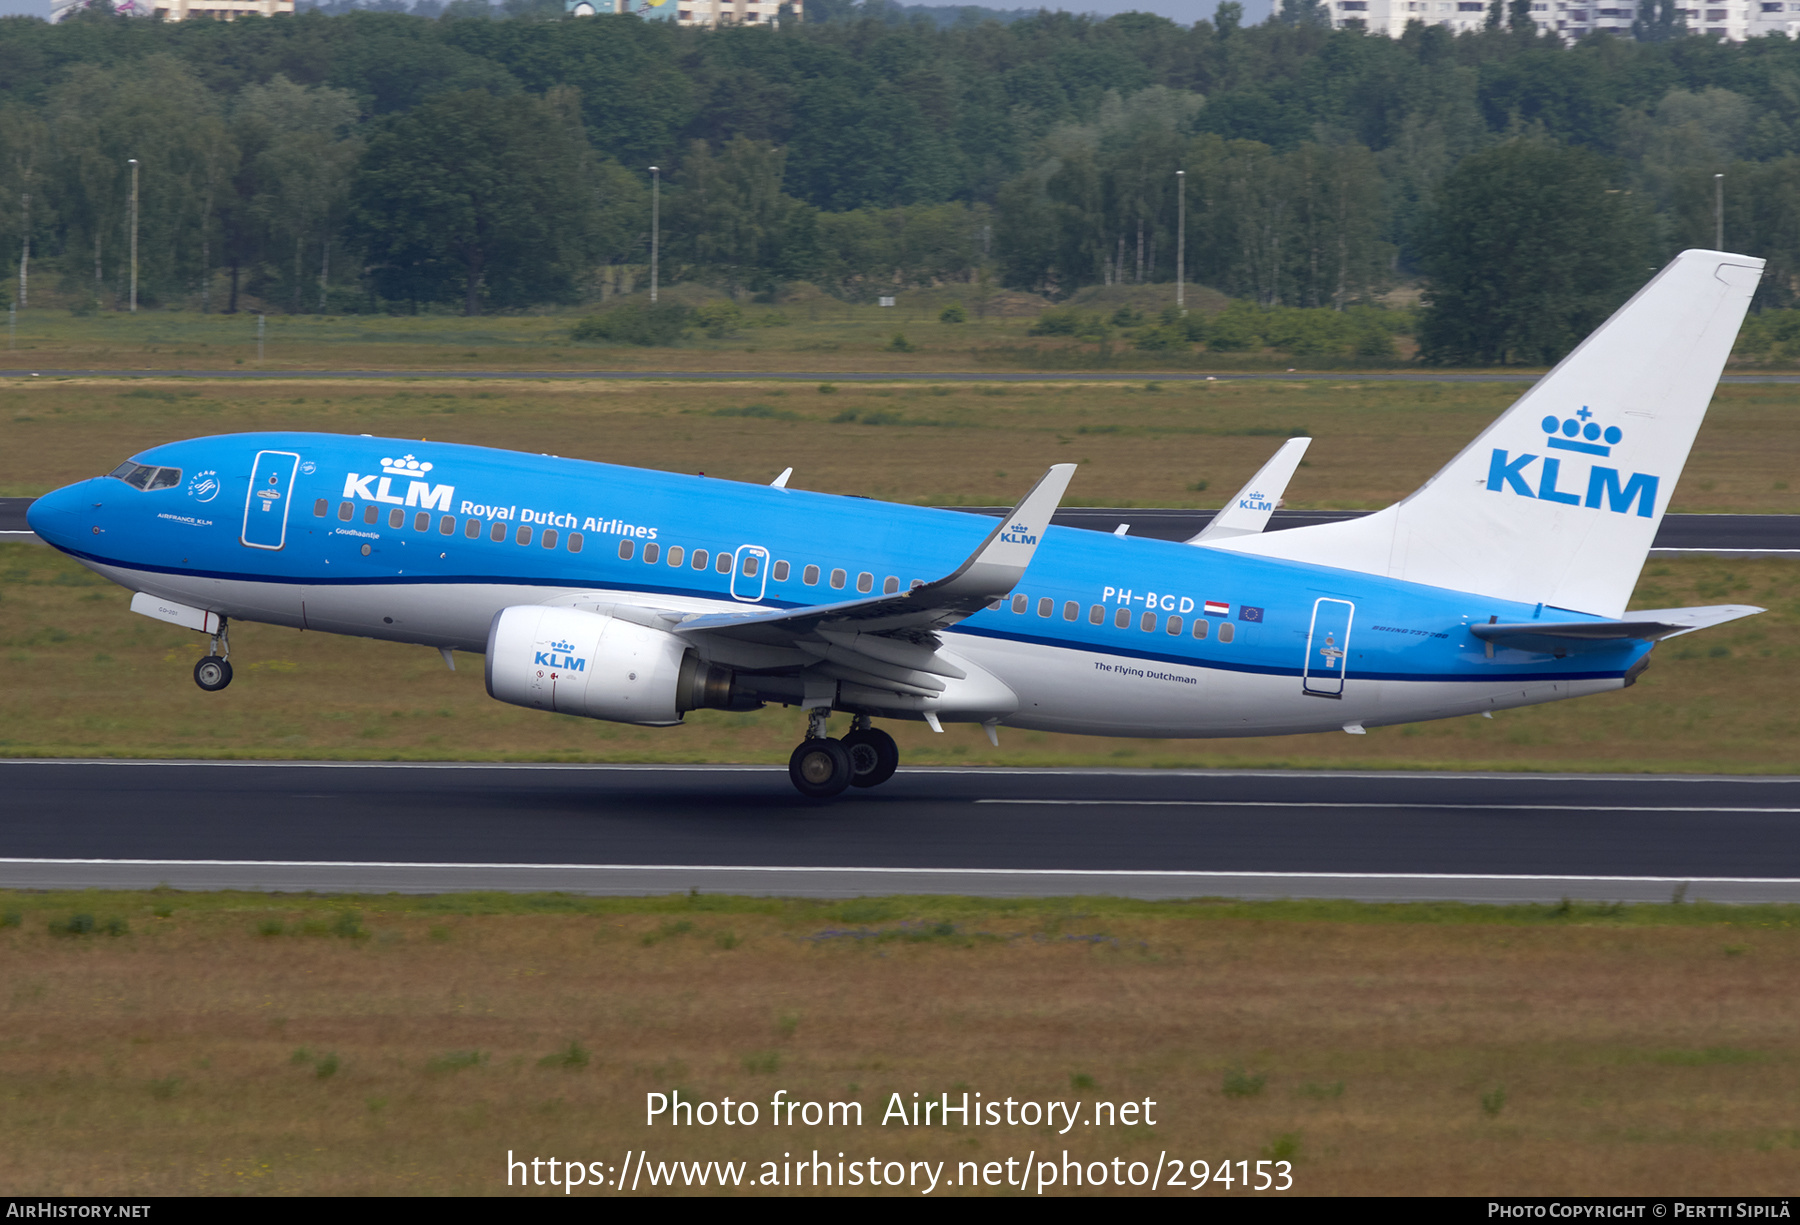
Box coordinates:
[88,564,1620,739]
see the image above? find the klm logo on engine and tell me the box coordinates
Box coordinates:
[534,638,586,672]
[1237,488,1273,512]
[1000,521,1038,545]
[1485,409,1658,519]
[342,454,454,511]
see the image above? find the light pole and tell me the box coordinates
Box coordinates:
[127,158,139,313]
[1176,169,1186,313]
[649,165,660,304]
[1714,172,1724,250]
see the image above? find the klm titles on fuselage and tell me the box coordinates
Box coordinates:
[1484,411,1658,518]
[337,459,658,538]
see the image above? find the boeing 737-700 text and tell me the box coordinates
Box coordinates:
[26,250,1767,796]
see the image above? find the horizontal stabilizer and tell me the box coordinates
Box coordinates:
[1472,604,1762,654]
[1189,437,1311,544]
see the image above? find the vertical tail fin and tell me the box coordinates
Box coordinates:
[1207,250,1763,617]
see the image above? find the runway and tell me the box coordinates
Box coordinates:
[4,498,1796,556]
[3,760,1797,903]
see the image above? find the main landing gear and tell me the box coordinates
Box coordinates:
[193,618,233,692]
[787,711,900,798]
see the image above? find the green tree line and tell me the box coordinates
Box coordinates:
[6,7,1800,342]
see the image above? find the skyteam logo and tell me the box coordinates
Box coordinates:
[1485,407,1658,519]
[343,454,454,511]
[1237,488,1273,512]
[535,639,586,672]
[186,470,220,503]
[1000,521,1037,545]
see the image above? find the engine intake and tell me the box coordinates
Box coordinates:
[485,605,747,725]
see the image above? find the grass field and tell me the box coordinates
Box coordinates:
[1,890,1795,1196]
[3,542,1795,772]
[0,292,1276,375]
[4,374,1798,512]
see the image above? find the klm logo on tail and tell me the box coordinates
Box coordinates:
[1237,489,1274,512]
[1485,409,1658,518]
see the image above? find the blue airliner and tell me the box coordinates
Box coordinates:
[26,250,1766,796]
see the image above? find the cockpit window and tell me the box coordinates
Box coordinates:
[108,461,181,491]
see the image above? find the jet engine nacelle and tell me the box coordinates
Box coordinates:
[485,605,738,726]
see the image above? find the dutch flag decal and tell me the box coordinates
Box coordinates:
[1203,600,1230,617]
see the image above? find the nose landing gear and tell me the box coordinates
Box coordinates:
[193,618,233,692]
[786,711,901,798]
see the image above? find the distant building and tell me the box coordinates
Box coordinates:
[51,0,293,18]
[566,0,800,26]
[1275,0,1799,42]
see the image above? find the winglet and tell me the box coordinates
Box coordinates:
[1189,437,1310,544]
[770,467,793,489]
[925,463,1077,604]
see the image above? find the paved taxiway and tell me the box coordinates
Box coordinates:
[3,761,1797,903]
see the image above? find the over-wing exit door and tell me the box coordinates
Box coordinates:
[241,450,300,550]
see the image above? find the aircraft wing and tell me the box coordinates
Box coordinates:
[675,463,1077,649]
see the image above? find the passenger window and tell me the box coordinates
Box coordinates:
[568,533,583,553]
[986,599,1002,611]
[313,499,328,518]
[491,522,507,542]
[743,554,759,577]
[1115,608,1131,629]
[410,511,426,531]
[619,538,634,560]
[338,502,353,521]
[1193,619,1209,640]
[1167,615,1183,636]
[830,569,846,589]
[363,504,379,525]
[856,572,873,593]
[1064,601,1079,621]
[692,549,708,570]
[440,516,455,535]
[516,525,532,546]
[1037,597,1053,618]
[773,560,789,581]
[465,519,480,539]
[389,508,404,529]
[883,576,898,595]
[666,546,684,567]
[644,543,660,564]
[542,529,558,549]
[716,552,732,574]
[1011,594,1028,614]
[803,565,819,586]
[1218,622,1235,643]
[1089,605,1104,625]
[1140,611,1156,632]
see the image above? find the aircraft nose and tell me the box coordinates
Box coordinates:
[25,483,91,549]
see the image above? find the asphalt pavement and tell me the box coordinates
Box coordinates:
[2,761,1796,903]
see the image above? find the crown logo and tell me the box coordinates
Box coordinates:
[1542,407,1622,457]
[380,454,435,476]
[549,640,576,654]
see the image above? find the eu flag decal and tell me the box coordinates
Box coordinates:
[1238,606,1265,622]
